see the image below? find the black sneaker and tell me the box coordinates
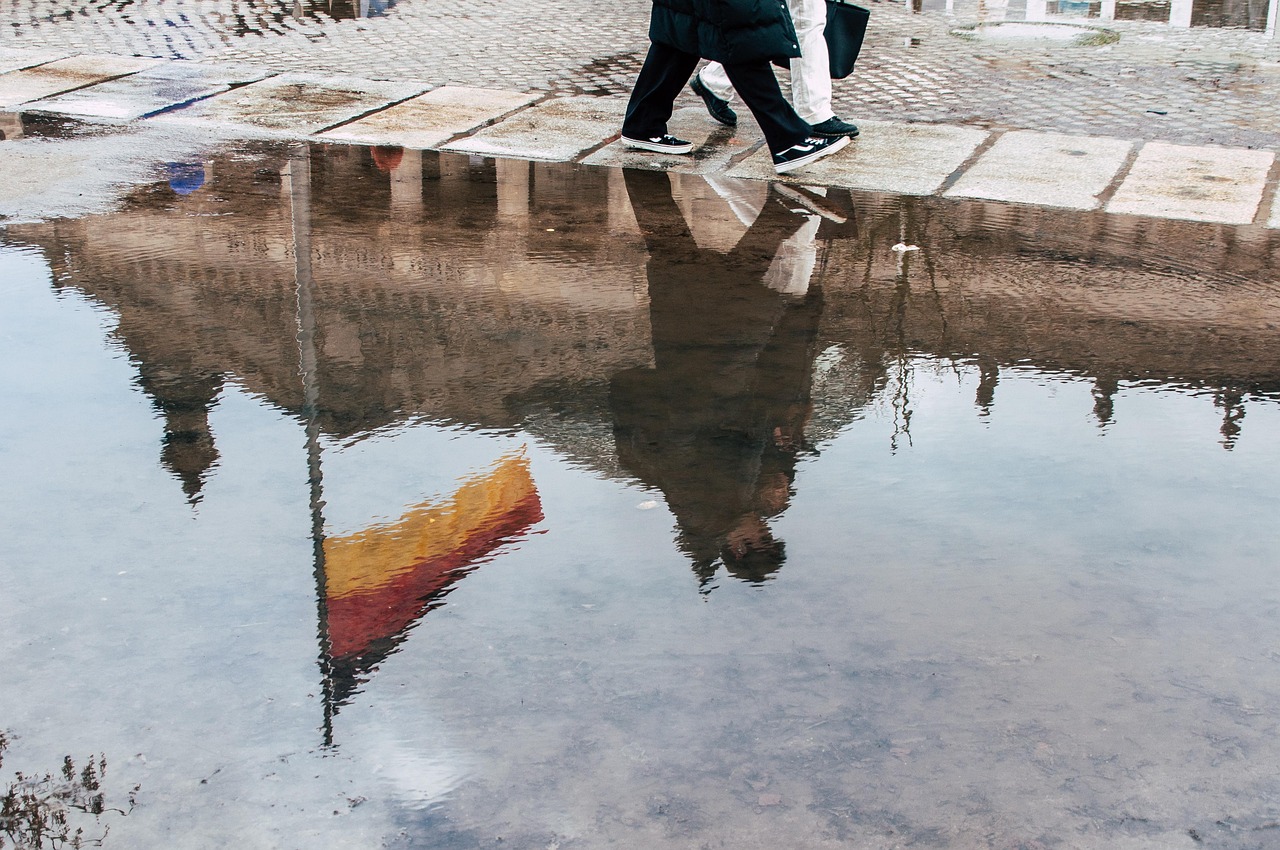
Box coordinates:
[690,74,737,127]
[772,135,850,174]
[621,133,695,154]
[809,116,860,138]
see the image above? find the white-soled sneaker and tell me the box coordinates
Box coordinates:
[772,135,850,174]
[621,134,695,154]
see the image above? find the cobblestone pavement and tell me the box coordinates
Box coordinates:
[2,0,1279,149]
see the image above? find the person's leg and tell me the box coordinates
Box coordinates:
[723,60,851,173]
[623,169,696,254]
[698,61,736,103]
[720,61,810,154]
[691,60,739,125]
[729,185,813,279]
[622,41,700,140]
[787,0,834,124]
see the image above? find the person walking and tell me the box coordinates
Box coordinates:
[690,0,859,138]
[620,0,850,174]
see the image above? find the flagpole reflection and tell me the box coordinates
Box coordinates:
[288,141,338,748]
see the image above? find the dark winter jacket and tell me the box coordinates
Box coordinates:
[648,0,802,65]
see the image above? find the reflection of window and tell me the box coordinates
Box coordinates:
[1190,0,1268,29]
[1048,0,1102,16]
[1113,0,1172,20]
[310,0,397,18]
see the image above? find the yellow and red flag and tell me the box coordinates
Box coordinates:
[322,451,542,680]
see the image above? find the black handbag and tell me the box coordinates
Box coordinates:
[824,0,870,80]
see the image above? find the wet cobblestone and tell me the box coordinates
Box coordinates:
[1,0,1278,147]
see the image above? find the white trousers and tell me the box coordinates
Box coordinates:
[698,0,833,125]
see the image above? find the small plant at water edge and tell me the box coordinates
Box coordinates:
[0,731,138,849]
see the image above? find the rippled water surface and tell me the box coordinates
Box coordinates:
[1,144,1279,849]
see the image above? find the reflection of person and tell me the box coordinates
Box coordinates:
[620,0,849,174]
[692,0,860,138]
[610,169,830,584]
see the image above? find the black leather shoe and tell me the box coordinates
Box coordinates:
[809,116,860,138]
[690,74,737,127]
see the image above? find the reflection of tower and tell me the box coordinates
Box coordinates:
[1215,389,1246,450]
[1092,374,1119,426]
[976,357,999,417]
[134,366,224,503]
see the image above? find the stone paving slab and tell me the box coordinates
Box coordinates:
[1105,141,1275,225]
[443,95,626,162]
[28,62,273,120]
[0,48,69,75]
[3,0,1280,152]
[0,54,163,109]
[944,130,1134,211]
[726,120,990,195]
[583,106,762,175]
[153,72,427,135]
[317,85,538,149]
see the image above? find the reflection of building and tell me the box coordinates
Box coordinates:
[7,141,1280,469]
[5,142,1280,733]
[7,143,654,497]
[3,143,657,730]
[816,193,1280,445]
[5,144,1280,520]
[0,112,24,141]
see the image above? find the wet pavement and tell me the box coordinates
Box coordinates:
[3,0,1280,224]
[2,3,1280,849]
[2,0,1280,150]
[1,138,1280,849]
[1,62,1279,228]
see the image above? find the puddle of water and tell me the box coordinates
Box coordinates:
[928,0,1275,31]
[952,20,1121,44]
[2,143,1280,848]
[0,110,95,141]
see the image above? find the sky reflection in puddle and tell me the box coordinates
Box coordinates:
[1,144,1279,848]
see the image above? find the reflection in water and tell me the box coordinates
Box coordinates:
[165,162,207,196]
[613,170,831,584]
[0,112,23,142]
[307,0,397,18]
[6,143,1278,550]
[322,452,543,709]
[0,737,136,850]
[3,142,1280,846]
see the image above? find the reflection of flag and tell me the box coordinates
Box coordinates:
[322,452,542,697]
